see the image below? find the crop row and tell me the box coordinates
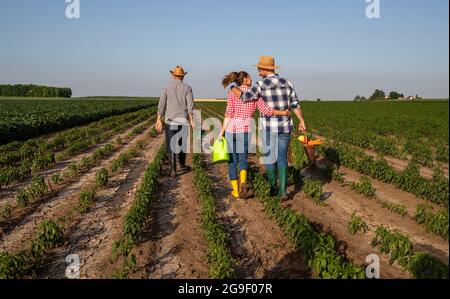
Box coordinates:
[0,136,152,278]
[0,107,156,187]
[249,168,365,279]
[371,226,448,279]
[192,154,236,279]
[111,144,166,279]
[318,141,449,206]
[329,167,448,240]
[0,99,157,144]
[0,106,154,167]
[298,101,449,165]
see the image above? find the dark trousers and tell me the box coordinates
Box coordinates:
[164,124,189,172]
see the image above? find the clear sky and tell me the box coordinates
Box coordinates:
[0,0,448,99]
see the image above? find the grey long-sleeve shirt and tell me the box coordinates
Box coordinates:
[157,80,194,125]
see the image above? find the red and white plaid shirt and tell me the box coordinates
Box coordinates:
[225,85,274,133]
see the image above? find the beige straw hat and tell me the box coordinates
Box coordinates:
[170,66,188,76]
[253,56,281,70]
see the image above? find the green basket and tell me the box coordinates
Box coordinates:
[211,137,229,164]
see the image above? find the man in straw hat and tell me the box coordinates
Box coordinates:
[156,66,195,177]
[231,56,307,201]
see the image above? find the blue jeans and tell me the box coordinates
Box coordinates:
[225,132,250,180]
[261,130,291,171]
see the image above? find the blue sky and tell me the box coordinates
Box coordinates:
[0,0,448,99]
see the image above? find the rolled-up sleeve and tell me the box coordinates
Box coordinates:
[186,86,194,114]
[158,87,167,116]
[288,82,300,109]
[256,98,274,116]
[225,92,235,118]
[241,83,262,102]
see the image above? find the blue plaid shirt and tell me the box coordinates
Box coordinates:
[240,74,300,133]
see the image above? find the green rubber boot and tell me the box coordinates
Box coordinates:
[266,168,278,196]
[278,167,289,201]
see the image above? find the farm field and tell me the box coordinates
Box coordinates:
[0,97,158,144]
[0,98,448,279]
[196,100,449,279]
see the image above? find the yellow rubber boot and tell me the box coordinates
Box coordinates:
[239,170,248,199]
[230,180,239,198]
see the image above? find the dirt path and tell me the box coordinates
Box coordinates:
[127,155,210,279]
[37,135,164,279]
[0,125,156,254]
[199,106,311,278]
[204,156,310,279]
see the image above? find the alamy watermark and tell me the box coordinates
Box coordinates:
[65,0,80,19]
[366,0,381,19]
[366,254,380,279]
[65,254,80,279]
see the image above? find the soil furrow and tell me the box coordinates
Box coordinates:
[204,156,311,279]
[0,125,156,253]
[38,135,164,278]
[128,156,209,279]
[0,118,153,206]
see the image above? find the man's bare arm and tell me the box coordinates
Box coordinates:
[292,107,307,132]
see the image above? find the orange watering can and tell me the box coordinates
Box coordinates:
[299,134,322,166]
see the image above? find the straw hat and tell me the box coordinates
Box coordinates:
[253,56,281,70]
[170,66,188,77]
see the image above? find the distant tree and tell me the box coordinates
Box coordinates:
[369,89,386,101]
[389,91,402,100]
[0,84,72,98]
[317,98,321,102]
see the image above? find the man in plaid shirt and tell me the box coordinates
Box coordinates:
[231,56,307,201]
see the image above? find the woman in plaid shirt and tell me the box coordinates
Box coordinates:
[220,71,290,199]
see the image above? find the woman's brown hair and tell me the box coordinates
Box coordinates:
[222,71,250,88]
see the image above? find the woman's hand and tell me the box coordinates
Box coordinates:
[283,110,291,117]
[218,128,225,138]
[230,86,242,98]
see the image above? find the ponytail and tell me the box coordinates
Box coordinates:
[222,72,239,88]
[222,71,250,88]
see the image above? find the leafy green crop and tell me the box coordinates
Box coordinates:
[16,176,48,207]
[378,200,407,217]
[371,226,449,278]
[95,168,109,188]
[76,188,96,213]
[303,178,323,204]
[0,220,64,279]
[111,145,166,277]
[249,169,365,279]
[348,213,368,235]
[371,226,413,267]
[414,204,448,240]
[290,137,309,170]
[0,203,12,219]
[0,106,156,187]
[192,154,236,279]
[350,176,376,199]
